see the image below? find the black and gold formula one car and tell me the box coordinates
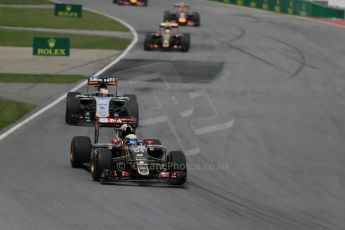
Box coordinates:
[113,0,148,6]
[144,22,190,52]
[70,128,187,185]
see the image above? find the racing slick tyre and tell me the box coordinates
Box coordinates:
[70,136,91,168]
[124,94,139,127]
[193,12,201,27]
[142,0,148,6]
[167,151,187,185]
[66,98,81,124]
[91,148,112,181]
[113,0,118,3]
[66,92,80,101]
[180,34,190,52]
[144,33,153,51]
[163,11,174,22]
[65,92,80,123]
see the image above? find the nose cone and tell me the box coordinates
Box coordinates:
[137,164,150,176]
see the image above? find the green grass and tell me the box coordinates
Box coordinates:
[0,29,131,50]
[0,8,129,32]
[0,98,35,131]
[0,73,86,83]
[0,0,51,4]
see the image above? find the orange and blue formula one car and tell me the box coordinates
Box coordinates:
[163,2,200,26]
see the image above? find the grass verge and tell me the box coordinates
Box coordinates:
[0,8,129,32]
[0,29,131,50]
[0,0,51,4]
[0,98,35,131]
[0,73,85,83]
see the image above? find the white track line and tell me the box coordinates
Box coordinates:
[0,9,138,141]
[194,119,234,135]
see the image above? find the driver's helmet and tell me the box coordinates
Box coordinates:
[120,124,134,139]
[178,2,187,12]
[125,134,137,145]
[98,88,109,96]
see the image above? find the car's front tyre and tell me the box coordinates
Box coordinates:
[91,148,112,181]
[167,151,187,185]
[70,136,91,168]
[180,34,190,52]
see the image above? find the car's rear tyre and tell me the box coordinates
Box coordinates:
[65,92,80,123]
[66,92,80,101]
[192,12,200,27]
[142,0,148,6]
[113,0,117,3]
[66,98,81,124]
[65,108,71,123]
[163,11,174,22]
[70,136,91,168]
[180,34,190,52]
[124,94,139,127]
[91,148,112,181]
[167,151,187,185]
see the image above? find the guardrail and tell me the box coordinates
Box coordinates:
[210,0,345,18]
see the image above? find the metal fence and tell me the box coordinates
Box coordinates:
[211,0,345,18]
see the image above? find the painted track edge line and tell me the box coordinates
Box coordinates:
[0,9,138,141]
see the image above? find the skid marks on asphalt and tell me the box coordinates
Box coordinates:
[115,60,234,156]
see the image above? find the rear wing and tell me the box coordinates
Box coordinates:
[88,77,117,85]
[87,77,119,96]
[98,117,136,125]
[175,3,190,9]
[160,22,179,28]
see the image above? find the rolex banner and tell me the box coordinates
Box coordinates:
[33,37,70,56]
[54,3,82,18]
